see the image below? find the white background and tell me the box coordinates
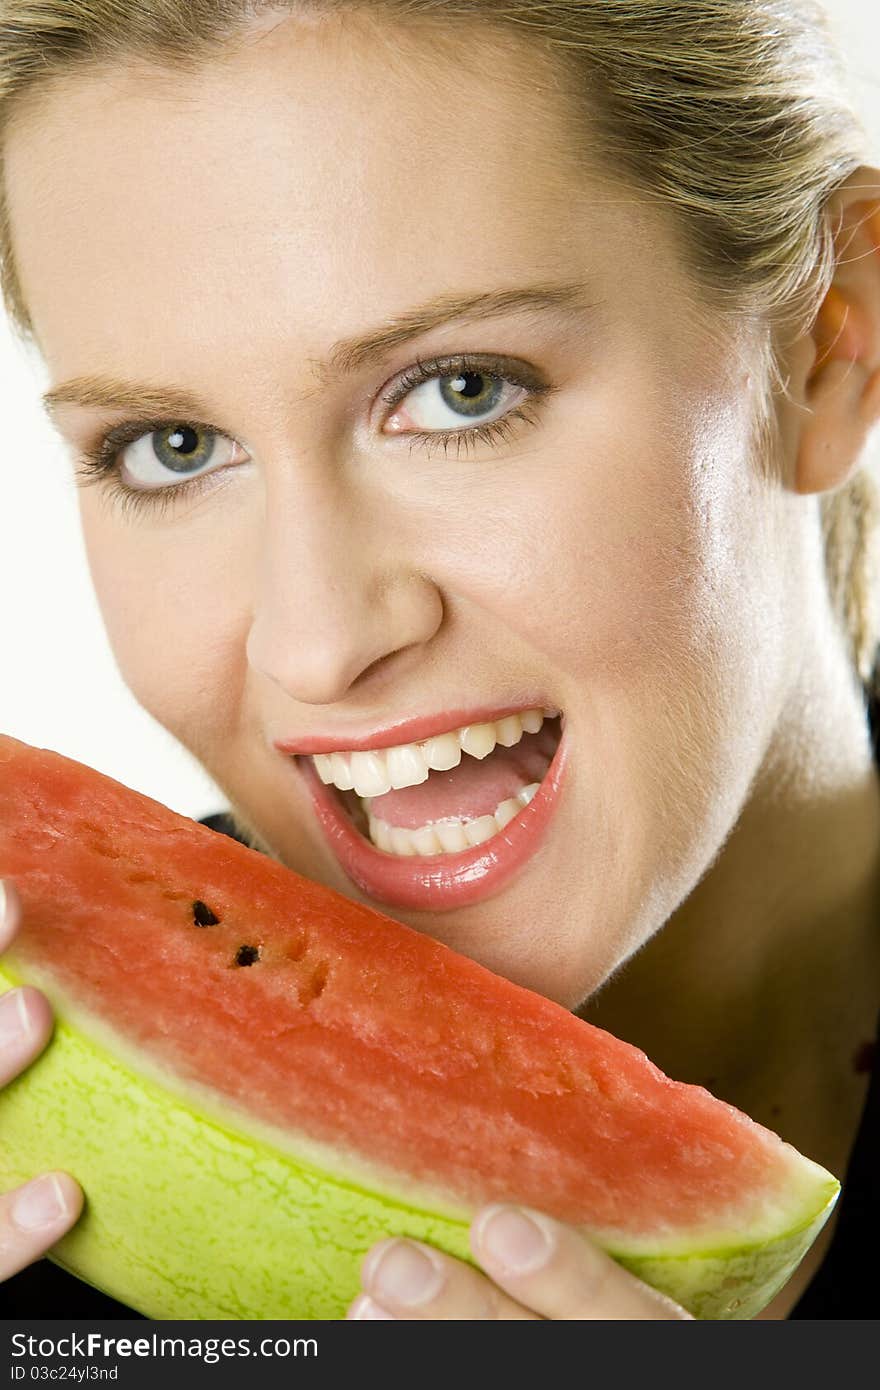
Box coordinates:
[1,0,878,819]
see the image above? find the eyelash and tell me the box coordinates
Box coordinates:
[73,353,554,521]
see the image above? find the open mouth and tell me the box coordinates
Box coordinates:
[321,708,562,855]
[293,708,568,910]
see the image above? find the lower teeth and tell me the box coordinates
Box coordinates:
[365,782,541,856]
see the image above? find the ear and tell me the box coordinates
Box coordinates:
[786,167,880,497]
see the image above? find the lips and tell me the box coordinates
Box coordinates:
[291,712,569,911]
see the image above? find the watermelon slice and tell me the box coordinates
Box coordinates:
[0,734,838,1319]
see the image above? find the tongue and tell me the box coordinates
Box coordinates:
[367,730,555,828]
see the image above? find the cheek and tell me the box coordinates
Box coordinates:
[79,498,252,752]
[436,385,758,695]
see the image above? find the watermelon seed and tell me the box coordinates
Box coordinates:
[192,900,220,926]
[235,944,261,967]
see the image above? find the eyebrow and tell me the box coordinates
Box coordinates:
[41,280,595,419]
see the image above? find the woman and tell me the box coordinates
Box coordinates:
[0,0,878,1320]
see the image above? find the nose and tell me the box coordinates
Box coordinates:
[245,471,443,706]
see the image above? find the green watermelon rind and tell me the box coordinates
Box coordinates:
[0,969,839,1320]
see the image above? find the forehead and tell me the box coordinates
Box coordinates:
[2,11,676,385]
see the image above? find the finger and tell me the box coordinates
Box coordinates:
[470,1205,694,1321]
[348,1236,539,1320]
[0,987,55,1086]
[0,884,56,1083]
[0,881,84,1279]
[0,1172,84,1281]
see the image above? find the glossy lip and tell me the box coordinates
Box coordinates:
[273,701,561,756]
[292,717,569,911]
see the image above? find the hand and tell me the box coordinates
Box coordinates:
[0,878,83,1281]
[347,1204,694,1320]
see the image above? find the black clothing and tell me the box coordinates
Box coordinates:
[4,686,879,1319]
[787,682,879,1317]
[787,1009,878,1318]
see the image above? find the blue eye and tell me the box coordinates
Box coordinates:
[378,353,553,458]
[387,367,515,433]
[116,425,245,489]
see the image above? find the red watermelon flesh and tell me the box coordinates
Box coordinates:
[0,734,839,1317]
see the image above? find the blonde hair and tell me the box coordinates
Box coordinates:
[0,0,877,702]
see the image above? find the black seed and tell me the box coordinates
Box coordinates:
[192,900,220,926]
[235,944,261,967]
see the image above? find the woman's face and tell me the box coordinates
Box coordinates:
[4,12,797,1008]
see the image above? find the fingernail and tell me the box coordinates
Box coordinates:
[0,989,33,1049]
[12,1175,69,1231]
[363,1239,444,1307]
[475,1205,554,1274]
[348,1294,396,1320]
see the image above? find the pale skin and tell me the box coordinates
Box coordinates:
[2,9,880,1318]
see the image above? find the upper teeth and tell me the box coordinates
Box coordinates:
[312,706,557,798]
